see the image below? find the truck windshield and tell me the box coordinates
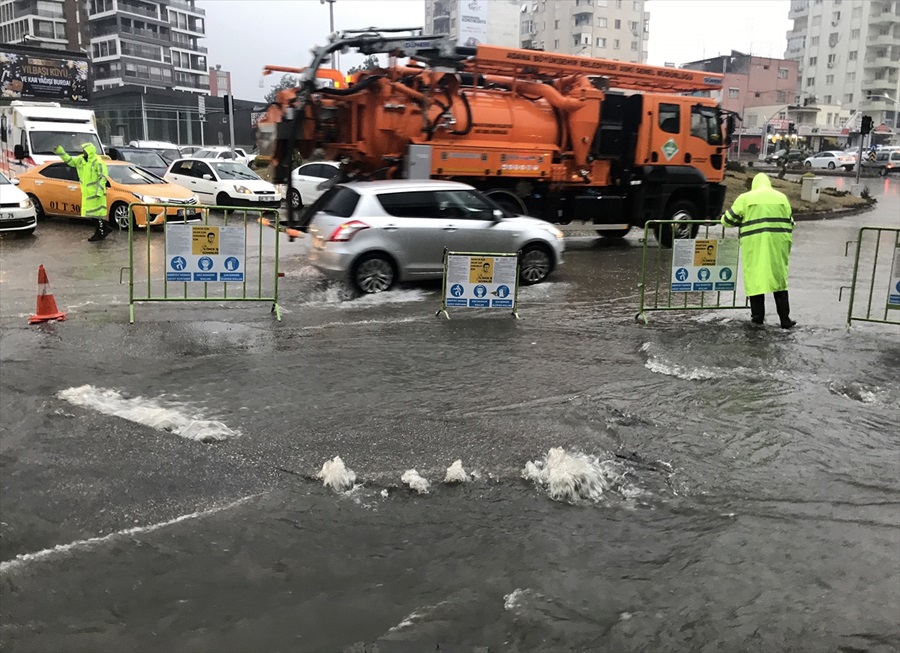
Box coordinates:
[31,132,103,156]
[690,106,722,146]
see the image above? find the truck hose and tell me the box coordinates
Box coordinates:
[317,74,384,96]
[449,92,472,136]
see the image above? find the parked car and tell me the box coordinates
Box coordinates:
[179,145,202,157]
[290,161,341,209]
[0,172,37,235]
[765,149,808,166]
[803,150,856,171]
[107,147,169,177]
[127,140,182,164]
[18,161,201,229]
[860,147,900,176]
[164,158,282,208]
[306,180,565,293]
[191,146,252,166]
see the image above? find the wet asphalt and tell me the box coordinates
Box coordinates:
[1,177,898,652]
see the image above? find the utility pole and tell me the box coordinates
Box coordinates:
[321,0,337,70]
[225,94,236,156]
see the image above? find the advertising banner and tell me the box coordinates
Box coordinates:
[0,46,90,103]
[457,0,488,47]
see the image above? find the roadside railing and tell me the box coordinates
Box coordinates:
[840,226,900,327]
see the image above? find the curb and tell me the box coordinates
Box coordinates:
[794,202,877,222]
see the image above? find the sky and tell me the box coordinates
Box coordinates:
[200,0,793,103]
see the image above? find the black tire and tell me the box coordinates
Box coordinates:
[109,202,132,229]
[486,190,527,216]
[843,165,854,172]
[352,253,396,294]
[655,200,699,249]
[21,227,35,236]
[827,161,835,170]
[290,188,302,210]
[519,244,553,285]
[597,227,631,239]
[28,194,45,219]
[216,192,232,209]
[880,167,888,177]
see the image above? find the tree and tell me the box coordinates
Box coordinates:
[265,74,299,104]
[346,55,380,76]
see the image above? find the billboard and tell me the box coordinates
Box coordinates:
[0,46,90,103]
[457,0,488,47]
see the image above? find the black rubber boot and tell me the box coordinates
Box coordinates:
[774,290,796,329]
[749,294,765,325]
[88,221,108,242]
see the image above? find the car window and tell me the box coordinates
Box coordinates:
[193,161,214,178]
[107,165,166,185]
[297,163,318,177]
[377,191,441,218]
[317,186,360,218]
[39,163,78,181]
[319,165,339,180]
[170,161,193,177]
[892,153,900,162]
[434,190,496,220]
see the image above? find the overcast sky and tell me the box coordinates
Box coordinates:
[200,0,792,102]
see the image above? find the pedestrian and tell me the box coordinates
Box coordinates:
[54,143,110,242]
[721,172,796,328]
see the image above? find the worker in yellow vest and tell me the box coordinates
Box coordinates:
[55,143,110,242]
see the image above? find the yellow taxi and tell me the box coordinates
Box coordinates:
[16,160,201,229]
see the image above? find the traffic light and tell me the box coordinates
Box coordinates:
[788,122,795,135]
[860,115,873,135]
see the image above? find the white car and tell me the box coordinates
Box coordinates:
[128,140,182,164]
[164,159,282,208]
[803,150,855,171]
[0,172,37,235]
[290,161,341,210]
[191,146,252,166]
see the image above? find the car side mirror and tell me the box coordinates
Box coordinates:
[14,144,25,160]
[492,209,504,221]
[202,174,212,180]
[11,178,19,185]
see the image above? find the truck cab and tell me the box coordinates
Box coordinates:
[1,101,103,173]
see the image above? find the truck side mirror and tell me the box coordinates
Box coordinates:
[14,144,25,160]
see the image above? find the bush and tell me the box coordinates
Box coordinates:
[860,186,877,203]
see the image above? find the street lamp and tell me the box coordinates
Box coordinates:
[866,93,900,131]
[321,0,337,70]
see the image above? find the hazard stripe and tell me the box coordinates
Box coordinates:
[36,283,51,296]
[741,216,792,228]
[739,226,793,239]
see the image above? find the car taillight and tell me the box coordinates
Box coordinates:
[328,220,369,242]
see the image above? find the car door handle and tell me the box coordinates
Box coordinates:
[34,180,43,185]
[383,224,399,232]
[67,185,79,190]
[443,226,457,232]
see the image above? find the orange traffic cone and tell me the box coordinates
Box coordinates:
[28,265,66,324]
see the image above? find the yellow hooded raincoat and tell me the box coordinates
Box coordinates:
[58,143,109,220]
[721,173,794,296]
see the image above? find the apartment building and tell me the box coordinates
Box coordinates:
[0,0,209,93]
[520,0,648,62]
[424,0,521,47]
[786,0,900,129]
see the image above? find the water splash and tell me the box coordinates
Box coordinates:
[317,456,357,492]
[523,447,626,503]
[444,459,471,484]
[828,380,878,404]
[58,385,235,442]
[401,469,430,494]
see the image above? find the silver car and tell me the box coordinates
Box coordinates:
[306,180,565,293]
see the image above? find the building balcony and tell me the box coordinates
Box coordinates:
[869,8,898,25]
[167,0,206,15]
[117,3,162,20]
[864,55,899,69]
[867,32,899,48]
[860,98,900,113]
[864,77,899,94]
[171,23,204,37]
[788,0,809,19]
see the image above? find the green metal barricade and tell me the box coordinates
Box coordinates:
[840,226,900,327]
[637,220,747,323]
[121,203,282,323]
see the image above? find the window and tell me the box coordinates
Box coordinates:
[313,187,360,218]
[728,87,739,99]
[825,74,834,84]
[824,94,832,103]
[554,39,559,48]
[633,1,640,8]
[848,50,857,60]
[614,19,621,28]
[831,10,840,21]
[631,40,638,50]
[806,76,815,86]
[39,163,78,181]
[844,93,853,103]
[629,20,638,32]
[597,17,607,27]
[811,36,819,46]
[778,67,788,79]
[613,39,620,49]
[596,37,606,47]
[851,28,860,39]
[851,6,861,17]
[554,19,559,29]
[812,15,821,26]
[827,53,837,64]
[658,103,680,133]
[847,72,855,81]
[809,56,817,65]
[377,191,440,218]
[690,105,721,145]
[746,114,758,127]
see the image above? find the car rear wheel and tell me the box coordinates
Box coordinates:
[655,200,699,249]
[290,188,302,210]
[353,253,396,294]
[519,244,553,285]
[109,202,132,229]
[827,161,836,169]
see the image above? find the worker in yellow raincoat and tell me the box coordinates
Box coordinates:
[55,143,110,242]
[721,173,796,328]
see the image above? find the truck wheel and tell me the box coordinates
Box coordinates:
[353,253,396,294]
[519,244,553,285]
[485,190,527,216]
[655,200,699,249]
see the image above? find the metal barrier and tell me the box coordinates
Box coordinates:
[637,220,747,323]
[840,227,900,327]
[121,203,282,323]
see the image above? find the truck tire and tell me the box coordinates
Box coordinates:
[485,190,527,216]
[655,200,699,249]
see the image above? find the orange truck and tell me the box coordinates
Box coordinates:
[261,30,734,244]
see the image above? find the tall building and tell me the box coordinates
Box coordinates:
[786,0,900,129]
[424,0,520,47]
[520,0,649,63]
[0,0,209,93]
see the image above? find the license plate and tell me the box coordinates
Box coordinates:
[0,213,13,220]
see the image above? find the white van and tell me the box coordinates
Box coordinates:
[1,101,103,174]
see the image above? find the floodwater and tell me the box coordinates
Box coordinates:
[1,178,898,652]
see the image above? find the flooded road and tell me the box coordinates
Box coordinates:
[1,177,898,652]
